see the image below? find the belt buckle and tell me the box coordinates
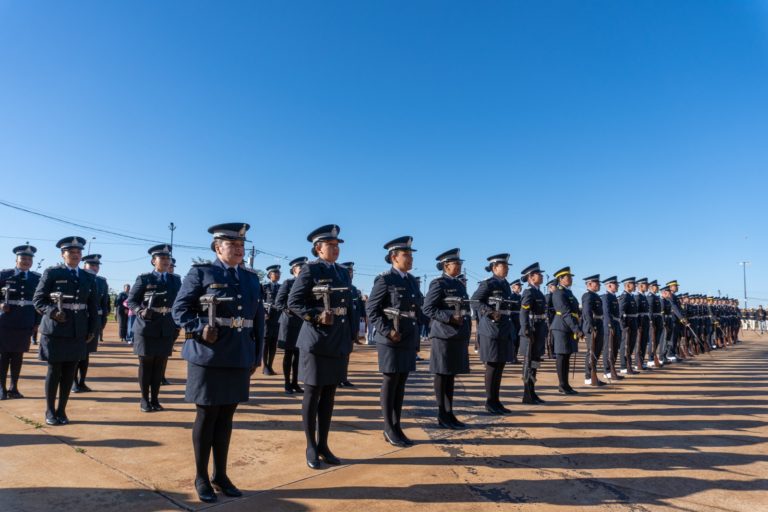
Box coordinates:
[231,317,244,328]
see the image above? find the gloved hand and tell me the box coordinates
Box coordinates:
[317,311,334,326]
[52,309,67,323]
[202,325,219,343]
[140,308,154,320]
[490,311,502,321]
[387,330,402,343]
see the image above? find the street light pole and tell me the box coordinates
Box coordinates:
[168,222,176,250]
[88,237,95,254]
[739,261,750,308]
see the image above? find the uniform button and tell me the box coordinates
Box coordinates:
[237,306,242,310]
[238,294,242,299]
[341,299,345,303]
[341,318,345,323]
[237,328,242,332]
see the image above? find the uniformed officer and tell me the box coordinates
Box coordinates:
[339,261,365,387]
[618,277,639,375]
[33,237,99,425]
[287,224,354,469]
[508,279,523,364]
[634,277,651,371]
[519,262,548,404]
[0,245,41,400]
[172,223,265,503]
[72,254,110,393]
[471,253,514,414]
[127,244,181,412]
[646,280,664,368]
[550,267,583,394]
[115,284,131,342]
[262,264,281,376]
[422,248,471,429]
[581,274,606,386]
[276,257,308,395]
[544,279,557,359]
[600,276,622,381]
[663,280,687,363]
[366,236,426,446]
[161,256,180,386]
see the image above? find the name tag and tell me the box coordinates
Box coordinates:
[146,285,157,290]
[55,280,68,284]
[210,283,228,289]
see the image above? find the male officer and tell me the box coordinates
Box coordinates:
[646,280,664,367]
[471,253,514,414]
[519,262,548,404]
[276,257,308,394]
[663,280,687,363]
[508,279,523,363]
[618,277,639,375]
[262,264,281,375]
[600,276,622,381]
[550,267,583,394]
[33,236,99,425]
[128,244,181,412]
[339,261,365,387]
[72,254,110,392]
[544,278,557,359]
[172,223,264,502]
[0,245,41,399]
[581,274,605,386]
[634,278,650,371]
[115,284,131,341]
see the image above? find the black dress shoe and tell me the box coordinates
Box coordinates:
[45,412,59,425]
[160,377,170,386]
[449,414,466,429]
[496,403,512,414]
[566,387,579,395]
[56,413,70,425]
[306,448,321,469]
[195,479,217,503]
[0,389,7,400]
[396,425,414,446]
[284,385,295,395]
[383,430,408,448]
[533,395,546,404]
[292,383,304,394]
[317,447,341,465]
[150,402,164,411]
[7,389,24,399]
[263,367,276,376]
[79,384,92,392]
[437,415,458,429]
[595,380,607,387]
[485,403,503,415]
[339,380,354,387]
[71,385,83,394]
[211,477,242,498]
[140,400,152,413]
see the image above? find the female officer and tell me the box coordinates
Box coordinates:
[127,244,181,412]
[172,223,264,503]
[366,236,426,447]
[288,224,354,469]
[471,253,514,415]
[276,256,308,394]
[422,248,471,429]
[550,266,584,394]
[33,237,99,425]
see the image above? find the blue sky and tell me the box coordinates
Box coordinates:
[1,1,767,302]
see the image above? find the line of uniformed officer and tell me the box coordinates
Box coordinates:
[262,264,281,376]
[276,257,308,395]
[73,254,110,393]
[0,245,41,400]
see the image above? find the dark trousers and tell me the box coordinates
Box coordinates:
[484,362,505,406]
[139,355,167,405]
[302,384,337,458]
[584,330,604,378]
[263,335,278,370]
[381,372,408,435]
[556,354,572,389]
[0,352,24,391]
[45,361,77,417]
[619,323,638,369]
[282,348,300,388]
[117,310,128,340]
[603,323,620,374]
[665,323,680,358]
[192,403,238,483]
[637,318,650,365]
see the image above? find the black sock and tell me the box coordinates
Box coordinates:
[393,372,408,427]
[9,352,23,390]
[302,384,321,455]
[56,361,77,414]
[150,357,166,404]
[317,385,336,450]
[381,373,397,434]
[192,405,220,482]
[0,352,10,391]
[282,350,293,387]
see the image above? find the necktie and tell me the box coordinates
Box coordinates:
[70,269,78,280]
[160,273,166,284]
[228,267,239,282]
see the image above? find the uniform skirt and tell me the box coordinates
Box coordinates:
[133,336,175,358]
[478,334,508,364]
[429,337,470,375]
[38,335,87,364]
[0,327,33,353]
[377,343,416,374]
[185,362,251,406]
[298,351,347,387]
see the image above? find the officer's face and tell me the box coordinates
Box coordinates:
[492,262,509,279]
[587,280,600,292]
[16,255,32,271]
[559,275,573,287]
[670,284,678,293]
[85,263,100,275]
[625,282,635,293]
[269,271,280,282]
[392,250,413,272]
[153,254,171,273]
[662,290,670,299]
[511,283,522,293]
[443,260,462,277]
[62,248,82,267]
[606,282,618,293]
[215,240,245,266]
[316,241,340,263]
[639,283,648,293]
[292,265,303,277]
[529,272,543,286]
[650,284,659,294]
[124,284,130,292]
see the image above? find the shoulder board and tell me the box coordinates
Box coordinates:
[242,267,259,274]
[30,271,41,277]
[192,261,213,267]
[378,271,390,277]
[139,272,153,277]
[97,275,107,281]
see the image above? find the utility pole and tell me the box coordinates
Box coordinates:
[248,246,256,269]
[87,237,95,254]
[168,222,176,250]
[739,261,750,308]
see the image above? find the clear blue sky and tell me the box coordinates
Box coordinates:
[1,1,767,302]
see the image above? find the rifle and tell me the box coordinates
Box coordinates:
[650,315,662,367]
[312,285,349,314]
[200,294,234,328]
[683,322,712,357]
[383,307,414,337]
[607,323,618,380]
[1,284,16,312]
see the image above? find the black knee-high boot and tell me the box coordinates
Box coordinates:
[150,357,166,407]
[138,356,153,410]
[434,374,449,422]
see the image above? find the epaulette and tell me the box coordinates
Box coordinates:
[30,271,41,277]
[192,261,213,267]
[242,267,259,274]
[139,272,153,278]
[97,275,107,281]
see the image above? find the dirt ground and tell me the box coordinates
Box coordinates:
[1,323,766,512]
